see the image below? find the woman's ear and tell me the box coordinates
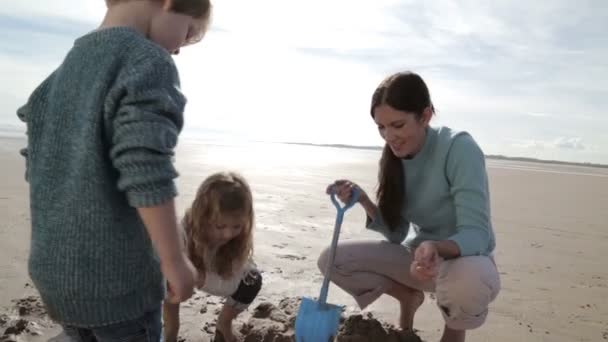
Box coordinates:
[421,106,433,126]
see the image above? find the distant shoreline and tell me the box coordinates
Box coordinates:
[1,132,605,169]
[282,142,608,169]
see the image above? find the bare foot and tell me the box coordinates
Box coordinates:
[386,281,425,332]
[214,324,240,342]
[399,290,424,331]
[440,325,465,342]
[215,304,242,342]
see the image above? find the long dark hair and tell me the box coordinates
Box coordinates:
[370,71,435,230]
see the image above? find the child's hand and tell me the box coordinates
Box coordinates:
[163,254,197,304]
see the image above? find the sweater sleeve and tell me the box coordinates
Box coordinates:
[366,207,409,244]
[107,56,186,208]
[16,103,30,182]
[15,70,54,183]
[445,133,492,256]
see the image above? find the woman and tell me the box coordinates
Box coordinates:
[319,71,500,342]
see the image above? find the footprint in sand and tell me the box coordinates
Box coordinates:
[1,319,44,340]
[592,275,607,288]
[202,322,215,335]
[518,322,534,333]
[13,296,46,317]
[277,254,306,261]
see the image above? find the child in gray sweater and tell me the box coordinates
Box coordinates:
[17,0,212,340]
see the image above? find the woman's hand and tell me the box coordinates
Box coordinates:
[410,241,442,281]
[327,179,369,205]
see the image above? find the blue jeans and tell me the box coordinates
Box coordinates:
[62,306,162,342]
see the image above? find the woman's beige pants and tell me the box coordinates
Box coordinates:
[317,240,500,330]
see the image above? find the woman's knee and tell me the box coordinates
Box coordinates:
[317,246,331,274]
[435,256,500,330]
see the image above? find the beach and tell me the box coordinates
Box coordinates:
[1,136,607,342]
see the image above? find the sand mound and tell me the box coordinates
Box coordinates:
[337,314,422,342]
[239,298,297,342]
[238,298,423,342]
[1,295,48,342]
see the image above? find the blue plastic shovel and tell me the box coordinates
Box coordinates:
[294,187,360,342]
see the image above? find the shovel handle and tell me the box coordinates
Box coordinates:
[330,185,360,214]
[318,187,360,305]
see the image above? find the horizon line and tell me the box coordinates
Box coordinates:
[280,141,608,169]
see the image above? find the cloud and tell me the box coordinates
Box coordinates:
[553,137,585,150]
[525,112,554,118]
[513,137,586,151]
[0,1,104,24]
[513,140,548,150]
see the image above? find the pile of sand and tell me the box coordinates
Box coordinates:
[238,298,423,342]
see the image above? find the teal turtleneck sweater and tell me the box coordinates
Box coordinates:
[367,126,496,256]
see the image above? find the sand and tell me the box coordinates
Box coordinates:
[0,294,421,342]
[237,298,422,342]
[1,137,608,342]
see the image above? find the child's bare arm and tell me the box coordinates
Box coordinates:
[163,301,181,342]
[137,199,182,264]
[137,200,196,303]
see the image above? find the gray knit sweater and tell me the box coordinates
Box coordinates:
[17,27,186,327]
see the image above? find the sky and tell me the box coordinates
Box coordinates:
[0,0,607,163]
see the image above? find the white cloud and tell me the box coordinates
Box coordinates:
[0,1,104,24]
[513,140,541,150]
[513,137,586,151]
[525,112,553,118]
[553,137,585,150]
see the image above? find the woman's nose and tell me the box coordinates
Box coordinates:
[384,128,397,142]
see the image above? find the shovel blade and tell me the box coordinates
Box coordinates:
[295,297,341,342]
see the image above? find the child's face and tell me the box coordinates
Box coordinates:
[207,213,247,247]
[149,9,204,54]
